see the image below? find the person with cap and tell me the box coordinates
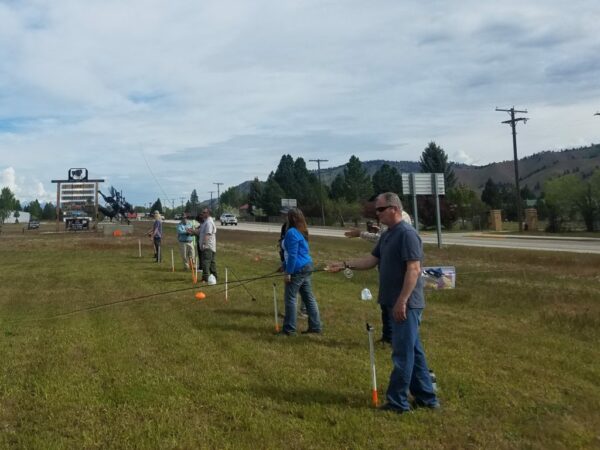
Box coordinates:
[328,192,439,413]
[176,214,195,270]
[147,211,163,262]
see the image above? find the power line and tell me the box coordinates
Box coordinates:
[213,182,223,215]
[208,191,215,210]
[496,107,529,232]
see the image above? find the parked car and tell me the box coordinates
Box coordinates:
[219,213,238,226]
[27,220,40,230]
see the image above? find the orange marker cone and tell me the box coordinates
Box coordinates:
[195,291,206,300]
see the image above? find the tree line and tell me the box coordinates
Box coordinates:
[5,142,600,231]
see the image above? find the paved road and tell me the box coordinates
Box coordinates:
[219,222,600,255]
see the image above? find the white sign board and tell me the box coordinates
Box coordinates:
[281,198,297,208]
[401,173,445,195]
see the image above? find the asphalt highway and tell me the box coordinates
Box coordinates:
[219,222,600,255]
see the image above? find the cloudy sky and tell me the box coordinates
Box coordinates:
[1,0,599,206]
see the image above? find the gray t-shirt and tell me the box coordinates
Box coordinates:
[372,220,425,309]
[199,217,217,252]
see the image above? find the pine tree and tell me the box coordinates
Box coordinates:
[329,174,346,200]
[419,142,457,190]
[150,198,163,214]
[481,178,501,209]
[261,174,285,216]
[190,189,199,215]
[42,202,56,220]
[372,163,402,195]
[343,156,373,202]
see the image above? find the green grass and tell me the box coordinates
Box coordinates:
[1,224,599,449]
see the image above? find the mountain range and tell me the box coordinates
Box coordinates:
[228,143,600,200]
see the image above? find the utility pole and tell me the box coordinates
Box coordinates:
[179,197,186,215]
[309,158,328,226]
[496,107,528,232]
[213,182,223,215]
[208,191,215,211]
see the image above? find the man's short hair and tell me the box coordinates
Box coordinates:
[377,192,403,210]
[203,208,212,216]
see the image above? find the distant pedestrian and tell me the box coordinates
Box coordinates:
[280,208,322,336]
[176,215,195,270]
[198,208,217,282]
[147,211,163,262]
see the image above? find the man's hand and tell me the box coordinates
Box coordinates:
[326,261,345,273]
[276,265,284,273]
[344,228,361,238]
[284,273,292,284]
[393,301,407,322]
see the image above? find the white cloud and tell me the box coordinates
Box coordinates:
[1,0,599,204]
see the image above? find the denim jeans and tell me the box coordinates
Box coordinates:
[386,307,438,411]
[380,304,392,342]
[283,263,321,334]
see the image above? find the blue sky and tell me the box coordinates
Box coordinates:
[1,0,599,206]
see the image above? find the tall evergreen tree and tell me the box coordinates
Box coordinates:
[42,202,56,220]
[25,199,43,219]
[248,177,264,215]
[329,174,346,200]
[481,178,501,209]
[261,174,285,216]
[343,155,373,202]
[372,163,402,195]
[419,141,457,190]
[190,189,200,215]
[150,198,163,214]
[273,155,297,197]
[220,186,245,207]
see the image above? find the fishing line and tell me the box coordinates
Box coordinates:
[141,150,171,204]
[7,268,329,324]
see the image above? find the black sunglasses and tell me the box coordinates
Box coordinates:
[375,205,394,213]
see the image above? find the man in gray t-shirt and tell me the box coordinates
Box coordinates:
[328,192,439,413]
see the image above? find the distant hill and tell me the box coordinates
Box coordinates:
[454,144,600,194]
[225,144,600,198]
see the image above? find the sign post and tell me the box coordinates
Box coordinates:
[401,173,445,248]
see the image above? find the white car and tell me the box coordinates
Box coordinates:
[219,213,238,226]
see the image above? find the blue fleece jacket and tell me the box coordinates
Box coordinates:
[283,227,312,274]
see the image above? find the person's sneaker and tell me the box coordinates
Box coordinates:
[411,398,441,410]
[378,403,410,414]
[275,330,296,337]
[300,329,322,335]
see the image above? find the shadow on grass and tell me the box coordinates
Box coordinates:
[249,384,366,409]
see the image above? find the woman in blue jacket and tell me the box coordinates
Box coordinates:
[281,208,322,335]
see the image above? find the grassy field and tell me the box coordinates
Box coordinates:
[1,223,599,449]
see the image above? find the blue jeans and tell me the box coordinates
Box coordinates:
[386,307,438,411]
[283,264,321,334]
